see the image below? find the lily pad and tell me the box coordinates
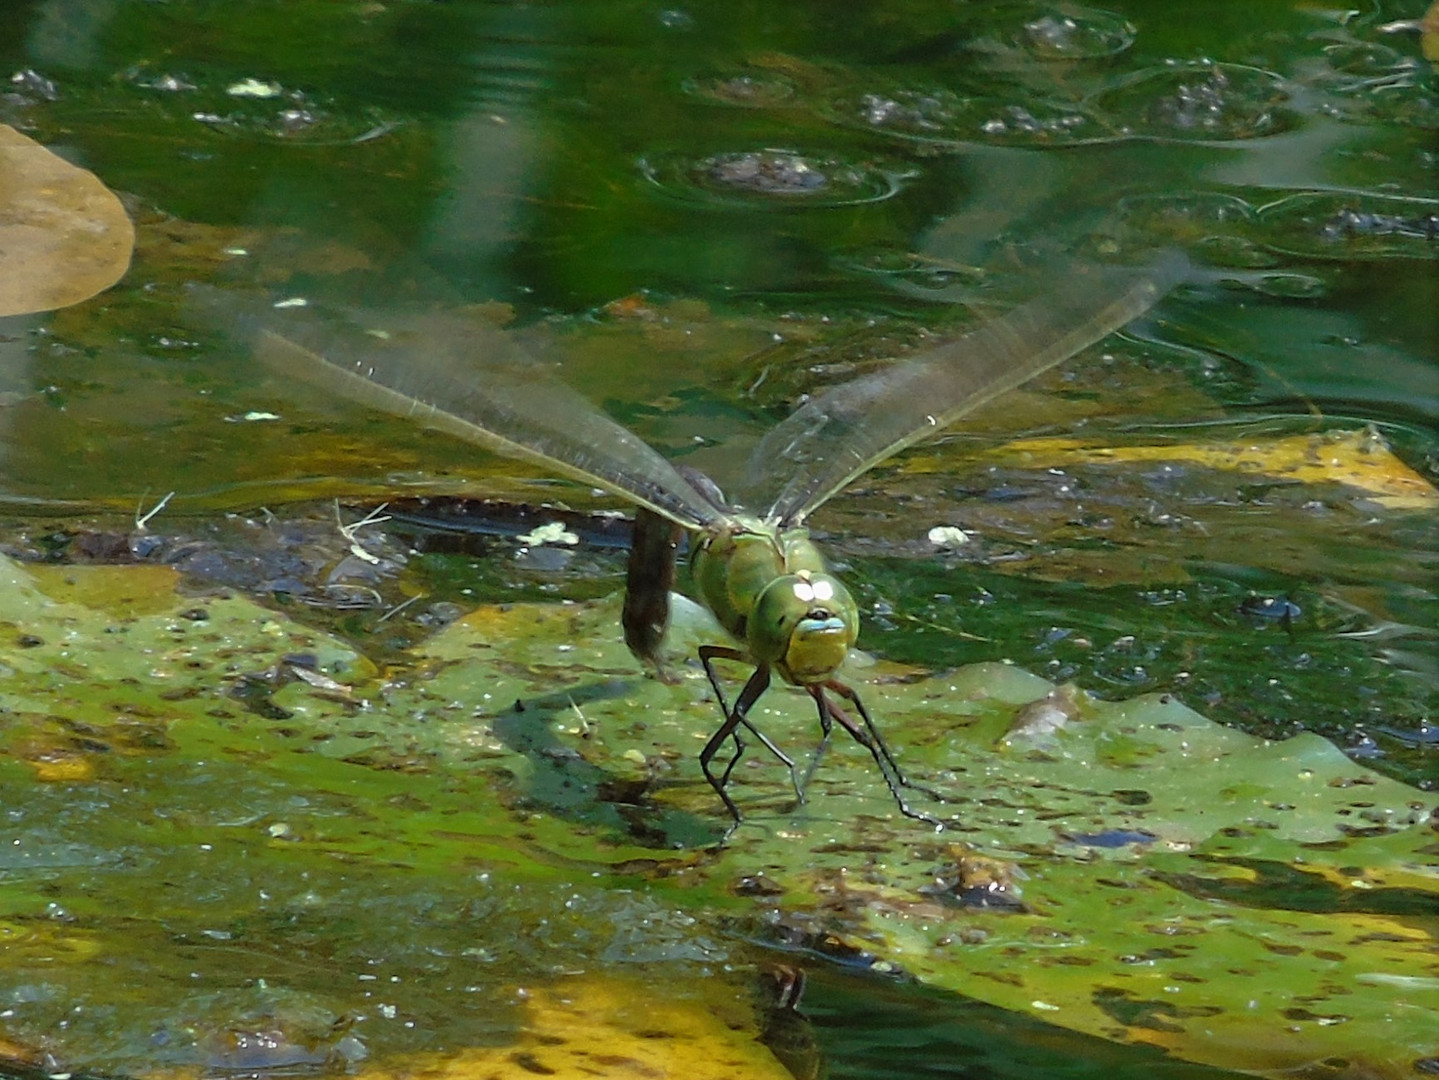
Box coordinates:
[412,603,1438,1077]
[0,552,1434,1077]
[0,123,134,316]
[958,428,1439,510]
[1255,191,1439,263]
[342,977,797,1080]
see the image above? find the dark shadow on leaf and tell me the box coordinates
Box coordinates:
[487,679,723,849]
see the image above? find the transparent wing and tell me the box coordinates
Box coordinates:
[191,290,728,531]
[740,253,1188,526]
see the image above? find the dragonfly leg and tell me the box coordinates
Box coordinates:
[698,645,745,785]
[828,677,951,803]
[825,678,910,785]
[811,682,943,829]
[794,703,834,805]
[698,662,772,825]
[699,645,803,802]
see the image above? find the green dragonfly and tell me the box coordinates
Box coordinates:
[216,253,1184,829]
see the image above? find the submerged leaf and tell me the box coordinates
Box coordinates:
[0,123,134,316]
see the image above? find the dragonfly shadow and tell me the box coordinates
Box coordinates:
[483,677,732,849]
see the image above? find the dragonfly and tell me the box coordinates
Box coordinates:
[212,252,1185,830]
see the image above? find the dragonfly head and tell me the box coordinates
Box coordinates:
[749,572,858,685]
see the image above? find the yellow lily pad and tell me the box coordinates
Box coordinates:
[25,562,183,618]
[353,977,792,1080]
[967,428,1437,510]
[0,123,135,316]
[130,976,792,1080]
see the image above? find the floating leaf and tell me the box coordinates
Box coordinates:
[959,428,1438,509]
[0,124,134,316]
[638,147,915,209]
[326,590,1439,1079]
[0,552,1433,1077]
[332,977,795,1080]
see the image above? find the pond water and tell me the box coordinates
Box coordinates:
[0,1,1436,1078]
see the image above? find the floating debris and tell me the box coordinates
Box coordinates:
[226,77,283,99]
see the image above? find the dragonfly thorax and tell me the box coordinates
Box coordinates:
[690,521,858,684]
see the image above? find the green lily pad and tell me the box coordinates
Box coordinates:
[0,552,1433,1077]
[371,588,1439,1078]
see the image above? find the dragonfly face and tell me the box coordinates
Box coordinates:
[750,571,858,686]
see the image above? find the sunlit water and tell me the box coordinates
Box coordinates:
[0,0,1435,1076]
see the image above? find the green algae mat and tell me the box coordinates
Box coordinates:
[0,551,1434,1079]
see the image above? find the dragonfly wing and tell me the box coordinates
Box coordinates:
[741,253,1188,525]
[192,290,727,531]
